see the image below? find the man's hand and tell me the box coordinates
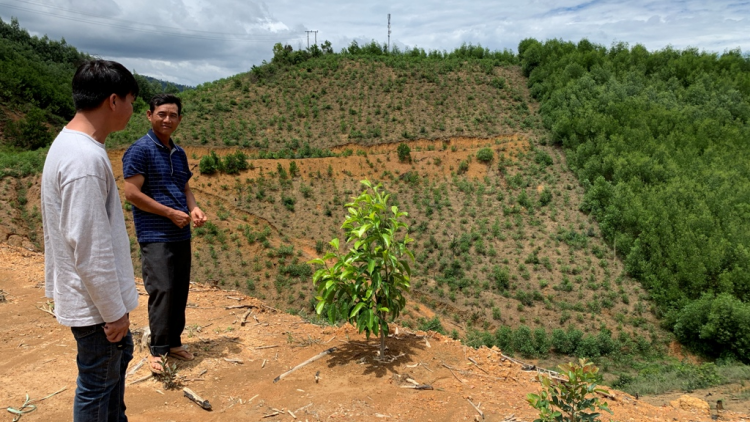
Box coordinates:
[168,209,191,229]
[191,207,207,227]
[103,313,130,343]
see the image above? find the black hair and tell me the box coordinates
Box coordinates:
[72,60,139,111]
[149,93,182,116]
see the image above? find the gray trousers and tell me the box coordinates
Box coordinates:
[140,240,191,357]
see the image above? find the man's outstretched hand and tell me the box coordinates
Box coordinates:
[104,313,129,343]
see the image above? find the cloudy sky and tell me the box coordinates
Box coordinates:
[2,0,749,86]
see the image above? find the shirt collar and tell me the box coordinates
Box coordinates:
[146,129,177,151]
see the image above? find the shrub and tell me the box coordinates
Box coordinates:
[457,160,469,174]
[512,325,538,358]
[539,188,553,206]
[289,160,300,177]
[6,107,53,150]
[222,150,248,174]
[575,335,601,359]
[494,326,514,352]
[673,293,750,363]
[492,265,510,290]
[527,359,612,422]
[476,147,494,163]
[552,328,575,355]
[534,327,551,358]
[282,195,296,211]
[199,151,220,174]
[490,77,506,90]
[534,150,553,167]
[417,316,446,334]
[397,143,411,162]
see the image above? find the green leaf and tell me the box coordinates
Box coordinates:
[350,302,365,318]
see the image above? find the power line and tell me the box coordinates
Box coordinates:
[0,1,302,42]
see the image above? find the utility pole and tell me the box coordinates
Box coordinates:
[305,30,318,48]
[387,14,391,52]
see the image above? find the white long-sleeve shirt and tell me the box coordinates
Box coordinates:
[41,128,138,327]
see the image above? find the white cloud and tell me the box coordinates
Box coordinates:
[1,0,748,85]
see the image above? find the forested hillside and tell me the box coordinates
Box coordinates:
[0,17,188,174]
[519,38,750,362]
[1,17,749,397]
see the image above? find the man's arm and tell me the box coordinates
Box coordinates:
[123,174,190,228]
[60,176,129,336]
[185,181,207,227]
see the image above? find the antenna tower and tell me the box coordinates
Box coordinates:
[387,14,391,52]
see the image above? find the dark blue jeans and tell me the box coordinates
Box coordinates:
[71,323,133,422]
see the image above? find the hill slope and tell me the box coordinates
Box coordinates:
[1,244,744,421]
[1,47,674,371]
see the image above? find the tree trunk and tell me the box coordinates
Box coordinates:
[379,326,386,358]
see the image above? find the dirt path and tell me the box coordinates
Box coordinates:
[0,245,745,422]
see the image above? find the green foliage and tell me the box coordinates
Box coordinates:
[5,107,53,150]
[289,160,300,177]
[416,316,446,334]
[526,359,612,422]
[221,150,248,174]
[310,180,414,357]
[199,150,248,175]
[520,38,750,358]
[490,77,506,90]
[282,195,296,212]
[673,293,750,362]
[199,151,220,174]
[475,147,494,163]
[0,148,46,178]
[612,359,727,395]
[0,17,86,120]
[397,143,411,163]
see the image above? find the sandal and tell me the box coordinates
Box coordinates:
[169,345,195,361]
[149,355,164,374]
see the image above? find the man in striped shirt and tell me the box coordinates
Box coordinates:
[123,93,207,373]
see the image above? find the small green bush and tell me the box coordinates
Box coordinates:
[199,151,220,174]
[397,142,411,162]
[476,147,494,163]
[527,359,612,422]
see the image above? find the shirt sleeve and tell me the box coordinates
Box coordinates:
[60,175,127,323]
[122,143,147,179]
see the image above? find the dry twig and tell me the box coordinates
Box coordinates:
[273,347,336,383]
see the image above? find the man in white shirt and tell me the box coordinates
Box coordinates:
[41,60,140,422]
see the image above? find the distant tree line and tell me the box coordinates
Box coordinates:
[519,38,750,362]
[251,40,518,80]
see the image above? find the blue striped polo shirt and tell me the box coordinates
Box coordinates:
[122,129,192,243]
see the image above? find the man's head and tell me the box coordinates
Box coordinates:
[147,94,183,141]
[72,60,139,132]
[72,60,139,111]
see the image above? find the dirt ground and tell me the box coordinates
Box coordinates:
[0,245,747,422]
